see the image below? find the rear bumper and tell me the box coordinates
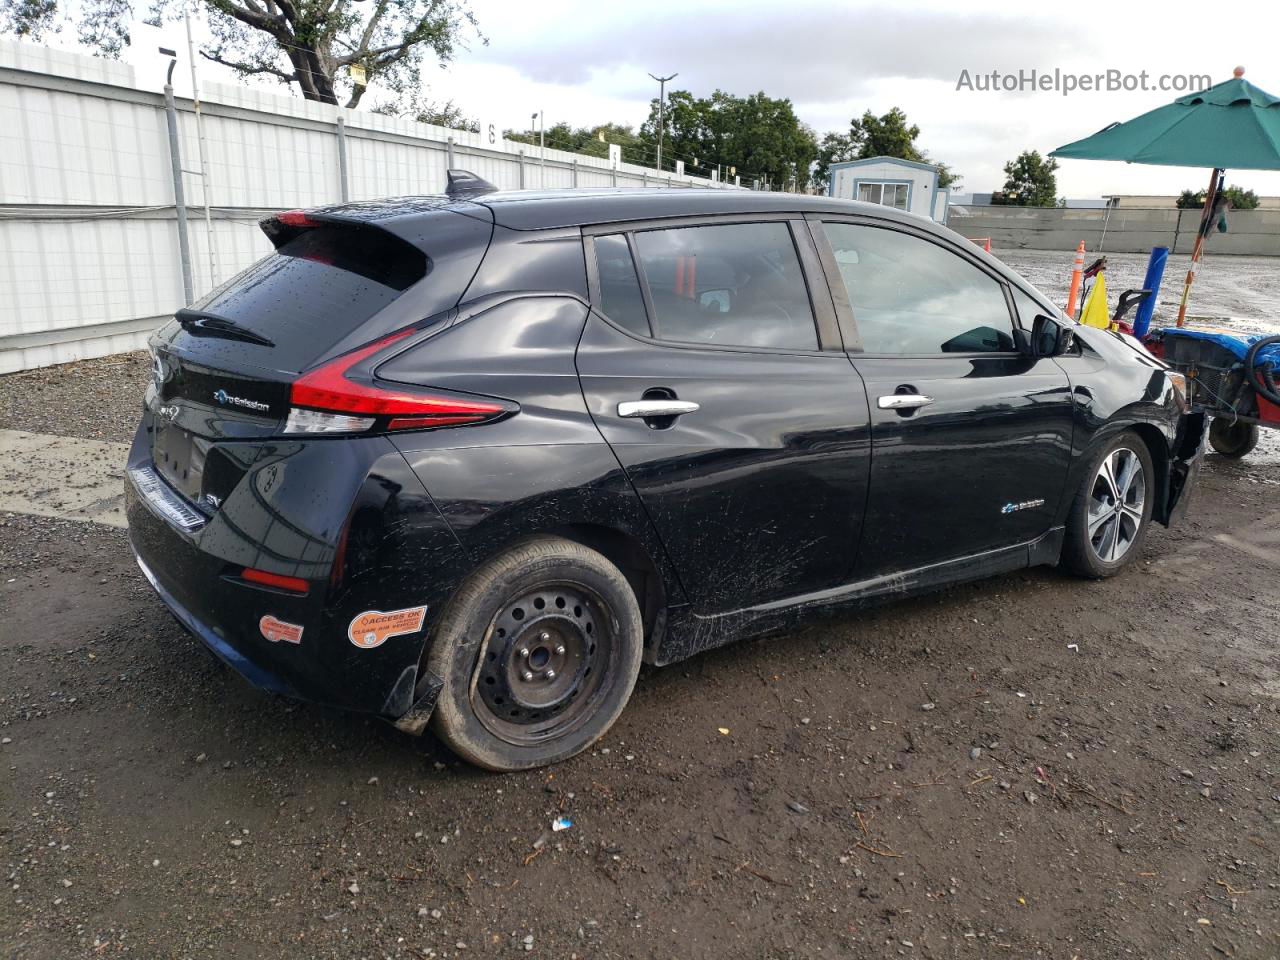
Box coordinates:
[125,425,472,719]
[133,548,296,697]
[1165,411,1208,526]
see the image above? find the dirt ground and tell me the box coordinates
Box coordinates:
[3,351,1280,959]
[996,249,1280,338]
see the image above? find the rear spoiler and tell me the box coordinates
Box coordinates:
[259,189,496,251]
[259,209,353,248]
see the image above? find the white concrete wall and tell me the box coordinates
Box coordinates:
[0,39,738,373]
[947,204,1280,255]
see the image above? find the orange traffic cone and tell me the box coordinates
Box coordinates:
[1065,241,1085,318]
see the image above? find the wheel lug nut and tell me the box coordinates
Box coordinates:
[539,631,551,642]
[518,647,529,658]
[554,644,565,655]
[545,669,556,680]
[521,670,534,682]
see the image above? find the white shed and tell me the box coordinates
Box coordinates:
[827,156,949,224]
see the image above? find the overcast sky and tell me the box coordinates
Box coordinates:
[126,0,1280,196]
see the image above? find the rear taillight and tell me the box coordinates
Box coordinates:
[275,210,320,228]
[285,329,510,435]
[241,567,310,594]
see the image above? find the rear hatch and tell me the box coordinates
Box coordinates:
[144,203,493,511]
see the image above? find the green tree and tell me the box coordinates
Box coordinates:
[1,0,480,108]
[374,96,477,132]
[504,122,647,166]
[819,107,960,190]
[1177,185,1259,209]
[993,150,1059,207]
[850,107,919,160]
[638,89,819,189]
[813,131,859,189]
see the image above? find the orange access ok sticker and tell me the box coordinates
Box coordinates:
[260,615,304,645]
[348,605,427,649]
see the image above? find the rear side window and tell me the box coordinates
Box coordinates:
[594,234,650,337]
[631,223,819,351]
[824,222,1014,354]
[188,224,427,366]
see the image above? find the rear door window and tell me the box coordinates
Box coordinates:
[594,234,651,337]
[187,224,428,368]
[630,222,819,351]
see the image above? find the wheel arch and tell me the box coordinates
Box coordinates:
[1126,421,1173,524]
[538,522,669,664]
[1059,418,1174,529]
[412,520,672,704]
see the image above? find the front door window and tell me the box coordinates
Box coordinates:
[824,222,1015,354]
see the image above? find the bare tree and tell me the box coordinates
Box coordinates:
[2,0,480,108]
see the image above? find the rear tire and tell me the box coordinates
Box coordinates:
[1208,418,1259,459]
[427,536,643,771]
[1060,430,1154,579]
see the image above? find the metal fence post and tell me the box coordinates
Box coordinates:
[336,115,350,202]
[519,151,526,189]
[611,166,618,187]
[642,171,648,188]
[572,159,578,188]
[446,136,455,170]
[162,69,194,305]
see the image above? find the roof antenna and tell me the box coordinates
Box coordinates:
[445,169,499,198]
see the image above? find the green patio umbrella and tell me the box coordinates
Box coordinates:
[1051,68,1280,325]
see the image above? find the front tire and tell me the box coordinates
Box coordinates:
[1208,418,1259,459]
[1060,431,1155,579]
[427,537,643,771]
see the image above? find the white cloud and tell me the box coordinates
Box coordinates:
[82,0,1280,197]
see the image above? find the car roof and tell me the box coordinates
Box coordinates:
[466,188,924,231]
[298,188,1028,290]
[306,188,933,234]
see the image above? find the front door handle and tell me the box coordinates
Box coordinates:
[877,394,934,410]
[618,399,700,419]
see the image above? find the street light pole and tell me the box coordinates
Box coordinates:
[531,110,545,187]
[648,72,677,173]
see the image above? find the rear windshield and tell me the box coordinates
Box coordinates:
[186,224,427,366]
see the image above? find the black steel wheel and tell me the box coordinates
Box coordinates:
[426,537,643,771]
[1208,418,1259,459]
[472,582,614,745]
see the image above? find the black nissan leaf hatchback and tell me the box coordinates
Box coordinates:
[126,174,1206,770]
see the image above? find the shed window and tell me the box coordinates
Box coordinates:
[857,182,909,211]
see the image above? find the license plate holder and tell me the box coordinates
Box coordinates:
[152,419,207,503]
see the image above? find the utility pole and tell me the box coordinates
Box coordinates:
[184,6,216,287]
[159,48,193,305]
[648,72,677,173]
[531,110,544,187]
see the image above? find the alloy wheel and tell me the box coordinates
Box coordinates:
[1087,447,1146,564]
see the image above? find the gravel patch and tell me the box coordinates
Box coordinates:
[0,351,149,443]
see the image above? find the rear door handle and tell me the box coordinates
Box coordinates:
[877,394,934,410]
[618,400,700,418]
